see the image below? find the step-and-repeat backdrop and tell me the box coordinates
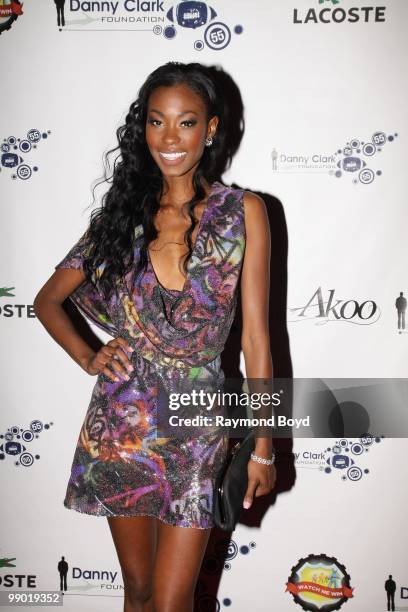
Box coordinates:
[2,1,407,611]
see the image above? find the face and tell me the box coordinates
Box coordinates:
[145,82,218,180]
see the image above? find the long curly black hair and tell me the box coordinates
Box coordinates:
[82,61,227,300]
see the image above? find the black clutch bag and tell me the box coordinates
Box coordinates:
[213,428,256,531]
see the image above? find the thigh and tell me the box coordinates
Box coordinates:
[153,522,211,609]
[107,516,157,589]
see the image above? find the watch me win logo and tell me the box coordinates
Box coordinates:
[286,554,354,611]
[0,0,23,35]
[293,0,386,24]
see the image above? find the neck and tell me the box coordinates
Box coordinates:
[160,173,211,207]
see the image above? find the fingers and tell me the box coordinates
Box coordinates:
[243,478,258,510]
[243,465,277,509]
[95,338,135,382]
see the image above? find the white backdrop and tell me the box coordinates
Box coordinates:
[1,1,407,611]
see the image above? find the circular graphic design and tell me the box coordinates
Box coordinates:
[372,131,386,147]
[359,168,374,184]
[17,164,32,180]
[363,142,376,156]
[286,553,354,611]
[204,22,231,50]
[347,466,362,481]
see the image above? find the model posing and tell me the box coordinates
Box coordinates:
[34,62,276,612]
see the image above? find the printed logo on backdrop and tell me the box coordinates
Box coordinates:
[396,291,407,335]
[52,1,243,51]
[286,553,354,611]
[293,0,386,24]
[271,131,398,185]
[294,434,383,482]
[287,287,380,325]
[1,130,50,181]
[0,0,23,35]
[383,574,402,611]
[0,420,53,467]
[0,553,41,590]
[195,537,256,610]
[58,562,120,592]
[0,287,35,317]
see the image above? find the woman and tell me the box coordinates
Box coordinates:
[34,61,276,612]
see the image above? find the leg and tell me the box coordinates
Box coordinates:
[108,516,158,612]
[152,522,211,612]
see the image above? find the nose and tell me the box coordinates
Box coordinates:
[162,125,181,146]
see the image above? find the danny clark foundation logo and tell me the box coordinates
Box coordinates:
[271,131,398,185]
[294,434,383,482]
[288,287,380,326]
[293,0,386,24]
[51,1,244,51]
[286,553,354,611]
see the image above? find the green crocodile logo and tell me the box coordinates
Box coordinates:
[0,287,15,297]
[0,556,16,568]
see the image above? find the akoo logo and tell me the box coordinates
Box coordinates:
[0,0,23,35]
[285,553,354,611]
[293,0,386,24]
[288,287,380,325]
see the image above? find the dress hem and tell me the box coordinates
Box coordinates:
[63,500,213,530]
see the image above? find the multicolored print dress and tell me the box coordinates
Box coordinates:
[55,181,246,529]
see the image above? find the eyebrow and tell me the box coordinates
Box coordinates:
[148,109,198,116]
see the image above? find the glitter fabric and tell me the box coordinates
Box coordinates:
[55,181,246,529]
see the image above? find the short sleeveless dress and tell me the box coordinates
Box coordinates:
[55,181,246,529]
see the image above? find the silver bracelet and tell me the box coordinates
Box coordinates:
[250,451,276,466]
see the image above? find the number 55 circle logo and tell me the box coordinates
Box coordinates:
[204,22,231,50]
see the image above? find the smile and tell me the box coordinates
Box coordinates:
[159,151,187,160]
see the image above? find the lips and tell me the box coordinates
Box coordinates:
[159,151,187,160]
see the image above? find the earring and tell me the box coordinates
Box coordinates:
[205,136,213,147]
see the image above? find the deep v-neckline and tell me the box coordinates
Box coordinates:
[147,181,220,295]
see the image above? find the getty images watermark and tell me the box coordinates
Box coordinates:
[165,386,306,429]
[156,378,408,439]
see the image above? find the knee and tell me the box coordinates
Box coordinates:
[153,588,194,612]
[121,568,153,604]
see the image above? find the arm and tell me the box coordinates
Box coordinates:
[241,190,274,449]
[240,190,276,507]
[34,268,97,372]
[33,269,133,381]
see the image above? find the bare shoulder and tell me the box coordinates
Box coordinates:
[242,190,268,231]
